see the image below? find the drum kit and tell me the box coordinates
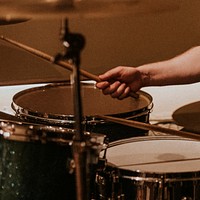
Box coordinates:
[0,1,200,200]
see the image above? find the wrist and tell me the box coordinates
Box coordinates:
[137,65,151,87]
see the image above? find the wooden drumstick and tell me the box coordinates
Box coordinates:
[0,36,139,99]
[96,114,200,141]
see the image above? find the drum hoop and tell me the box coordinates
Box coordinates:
[12,82,153,122]
[108,135,195,148]
[0,118,105,144]
[121,172,200,182]
[165,174,200,182]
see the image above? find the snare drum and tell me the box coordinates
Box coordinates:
[96,136,200,200]
[12,82,153,142]
[0,119,105,200]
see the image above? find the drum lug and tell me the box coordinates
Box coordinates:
[67,158,76,174]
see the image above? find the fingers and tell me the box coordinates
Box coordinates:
[110,84,131,100]
[96,80,110,90]
[97,80,131,100]
[118,86,130,100]
[96,66,135,99]
[102,81,121,95]
[96,67,123,90]
[98,66,123,81]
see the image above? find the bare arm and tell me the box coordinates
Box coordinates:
[141,46,200,86]
[96,46,200,99]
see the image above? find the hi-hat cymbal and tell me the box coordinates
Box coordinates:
[0,0,180,19]
[172,101,200,133]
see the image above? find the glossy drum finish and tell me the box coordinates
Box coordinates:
[0,119,105,200]
[96,136,200,200]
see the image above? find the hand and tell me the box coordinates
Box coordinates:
[96,66,143,100]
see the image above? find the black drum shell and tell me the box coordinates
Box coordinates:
[0,119,105,200]
[0,138,76,200]
[0,127,76,200]
[85,112,150,142]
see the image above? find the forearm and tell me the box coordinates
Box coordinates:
[139,46,200,87]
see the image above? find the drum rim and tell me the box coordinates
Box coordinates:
[108,135,196,148]
[12,82,153,123]
[0,118,106,144]
[120,169,200,182]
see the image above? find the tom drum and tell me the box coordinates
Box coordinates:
[0,119,105,200]
[12,82,153,142]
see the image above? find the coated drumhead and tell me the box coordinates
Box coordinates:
[105,136,200,173]
[12,82,152,119]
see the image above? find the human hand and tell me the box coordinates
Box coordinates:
[96,66,143,99]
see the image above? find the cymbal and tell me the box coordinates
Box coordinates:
[0,18,29,25]
[172,101,200,133]
[0,0,180,19]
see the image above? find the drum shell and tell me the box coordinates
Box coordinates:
[85,111,150,142]
[0,120,105,200]
[96,167,200,200]
[0,137,76,200]
[12,82,153,142]
[15,108,150,142]
[95,136,200,200]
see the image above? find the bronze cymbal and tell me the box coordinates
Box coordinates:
[0,0,180,19]
[0,18,29,25]
[172,101,200,133]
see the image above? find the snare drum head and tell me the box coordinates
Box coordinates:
[105,136,200,173]
[12,82,152,118]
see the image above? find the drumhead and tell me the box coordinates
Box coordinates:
[12,82,152,122]
[105,136,200,173]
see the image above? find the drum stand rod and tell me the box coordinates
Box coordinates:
[60,18,91,200]
[73,63,90,200]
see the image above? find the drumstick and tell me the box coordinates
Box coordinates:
[96,114,200,141]
[0,36,139,99]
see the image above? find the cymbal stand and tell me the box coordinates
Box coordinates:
[58,18,93,200]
